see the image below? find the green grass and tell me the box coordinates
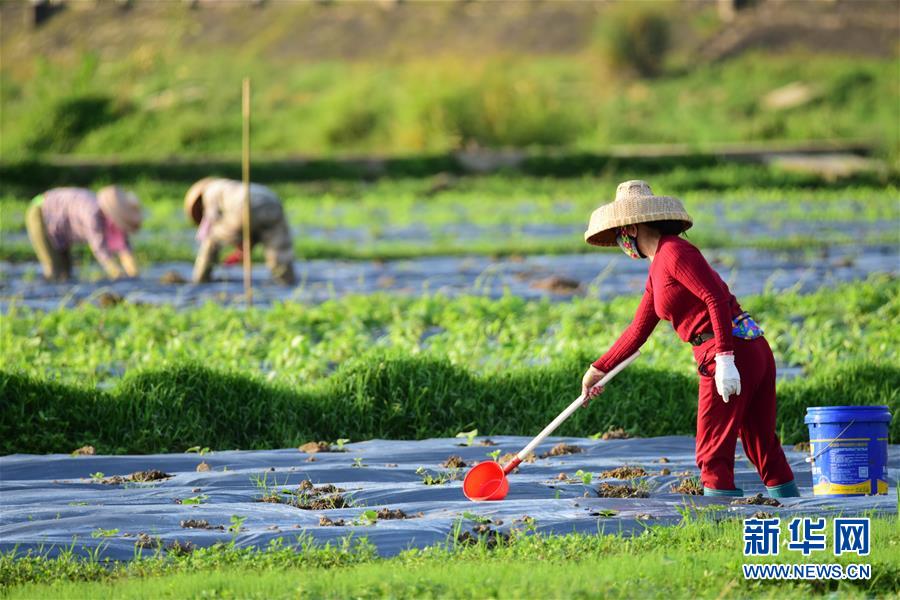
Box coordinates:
[1,172,897,261]
[2,277,897,453]
[2,42,898,160]
[3,515,898,598]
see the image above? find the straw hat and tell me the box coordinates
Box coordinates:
[97,186,142,233]
[584,180,692,246]
[184,177,217,225]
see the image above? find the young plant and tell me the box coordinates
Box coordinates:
[415,466,460,486]
[461,511,492,525]
[351,457,365,468]
[186,446,211,456]
[181,494,208,506]
[89,472,105,482]
[456,429,478,447]
[334,439,350,451]
[91,528,119,538]
[575,470,593,485]
[228,515,247,538]
[353,510,378,526]
[487,449,502,462]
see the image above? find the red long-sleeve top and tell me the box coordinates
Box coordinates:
[592,235,742,373]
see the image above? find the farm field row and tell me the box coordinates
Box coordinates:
[2,174,898,262]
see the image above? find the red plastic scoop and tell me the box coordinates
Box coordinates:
[462,352,639,501]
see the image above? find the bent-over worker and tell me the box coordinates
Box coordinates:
[26,186,142,281]
[184,177,296,285]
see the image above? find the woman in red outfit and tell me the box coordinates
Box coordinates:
[582,180,799,498]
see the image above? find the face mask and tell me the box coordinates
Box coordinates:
[616,227,644,259]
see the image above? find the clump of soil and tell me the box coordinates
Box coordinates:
[499,452,536,465]
[600,466,648,479]
[636,513,654,521]
[595,483,649,498]
[376,508,419,520]
[159,271,187,284]
[299,441,332,453]
[656,457,670,463]
[601,428,632,440]
[135,533,160,550]
[96,291,124,308]
[71,445,95,456]
[319,515,346,526]
[793,441,811,453]
[732,494,782,507]
[457,524,510,549]
[180,519,224,531]
[530,275,581,294]
[166,540,195,556]
[539,443,582,458]
[752,511,775,519]
[268,481,350,510]
[196,461,210,472]
[442,455,467,468]
[670,478,703,495]
[659,468,671,476]
[101,470,171,485]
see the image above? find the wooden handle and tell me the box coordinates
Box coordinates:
[511,351,640,464]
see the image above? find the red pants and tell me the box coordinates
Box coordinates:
[693,336,795,491]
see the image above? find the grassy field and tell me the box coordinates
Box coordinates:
[2,48,897,161]
[2,170,897,262]
[1,0,898,161]
[3,514,898,598]
[3,276,897,453]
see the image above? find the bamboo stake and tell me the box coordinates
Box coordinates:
[241,77,252,306]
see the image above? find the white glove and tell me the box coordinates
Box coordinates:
[714,353,741,403]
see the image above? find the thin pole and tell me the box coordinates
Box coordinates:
[242,77,252,306]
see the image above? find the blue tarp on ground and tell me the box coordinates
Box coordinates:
[1,436,896,560]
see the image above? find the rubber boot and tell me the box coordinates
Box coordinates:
[767,480,800,498]
[703,487,744,497]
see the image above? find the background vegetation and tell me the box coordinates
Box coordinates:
[2,276,896,453]
[2,1,898,161]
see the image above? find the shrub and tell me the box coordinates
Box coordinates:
[25,94,127,153]
[600,6,671,78]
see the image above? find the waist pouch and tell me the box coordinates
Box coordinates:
[732,311,764,340]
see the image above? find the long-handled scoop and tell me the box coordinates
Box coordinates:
[462,351,640,501]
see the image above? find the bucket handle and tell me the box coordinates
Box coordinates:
[804,419,856,464]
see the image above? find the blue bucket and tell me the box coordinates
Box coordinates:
[804,405,891,496]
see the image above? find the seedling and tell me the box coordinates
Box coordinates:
[228,515,247,537]
[461,511,492,524]
[456,429,478,447]
[487,449,502,461]
[334,439,350,451]
[352,457,365,468]
[90,472,105,482]
[416,466,460,485]
[181,494,208,505]
[574,470,593,485]
[592,509,618,518]
[251,472,291,502]
[186,446,211,456]
[91,528,119,538]
[353,509,379,526]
